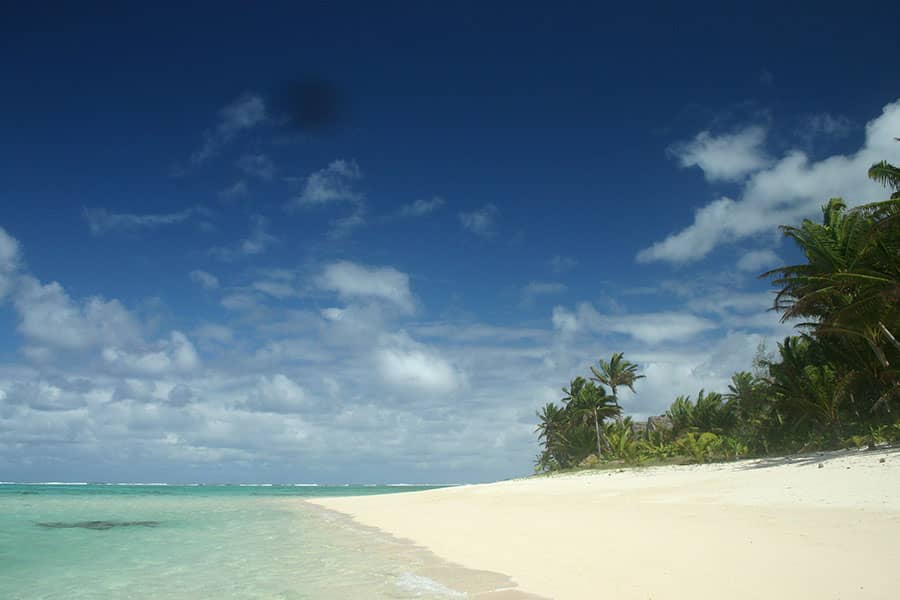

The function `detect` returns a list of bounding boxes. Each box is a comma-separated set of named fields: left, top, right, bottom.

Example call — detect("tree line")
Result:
left=536, top=157, right=900, bottom=471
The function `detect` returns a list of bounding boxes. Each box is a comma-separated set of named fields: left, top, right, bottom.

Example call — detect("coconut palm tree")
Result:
left=768, top=336, right=849, bottom=441
left=726, top=371, right=762, bottom=419
left=563, top=377, right=621, bottom=459
left=535, top=402, right=569, bottom=468
left=868, top=160, right=900, bottom=199
left=589, top=352, right=645, bottom=413
left=764, top=194, right=900, bottom=413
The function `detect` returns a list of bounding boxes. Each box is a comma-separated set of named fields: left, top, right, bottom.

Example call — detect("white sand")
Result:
left=310, top=448, right=900, bottom=599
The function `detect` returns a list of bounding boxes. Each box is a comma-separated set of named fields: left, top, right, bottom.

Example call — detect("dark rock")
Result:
left=818, top=463, right=824, bottom=469
left=37, top=520, right=160, bottom=530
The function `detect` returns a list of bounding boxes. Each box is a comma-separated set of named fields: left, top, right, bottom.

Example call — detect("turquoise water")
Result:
left=0, top=483, right=465, bottom=599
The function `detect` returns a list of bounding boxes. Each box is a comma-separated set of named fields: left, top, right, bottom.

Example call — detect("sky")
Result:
left=1, top=2, right=899, bottom=483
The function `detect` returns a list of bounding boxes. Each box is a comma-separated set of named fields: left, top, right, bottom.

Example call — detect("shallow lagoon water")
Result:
left=0, top=483, right=468, bottom=599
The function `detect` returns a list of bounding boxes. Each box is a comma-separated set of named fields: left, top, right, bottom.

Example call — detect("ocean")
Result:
left=0, top=483, right=470, bottom=599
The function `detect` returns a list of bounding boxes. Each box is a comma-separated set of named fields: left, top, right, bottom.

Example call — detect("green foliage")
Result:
left=604, top=418, right=645, bottom=465
left=666, top=390, right=736, bottom=435
left=535, top=161, right=900, bottom=472
left=676, top=432, right=721, bottom=463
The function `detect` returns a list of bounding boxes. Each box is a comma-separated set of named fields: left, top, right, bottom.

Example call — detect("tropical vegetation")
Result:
left=535, top=158, right=900, bottom=472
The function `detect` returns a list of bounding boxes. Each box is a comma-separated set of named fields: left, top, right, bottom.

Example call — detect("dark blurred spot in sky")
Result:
left=273, top=78, right=344, bottom=133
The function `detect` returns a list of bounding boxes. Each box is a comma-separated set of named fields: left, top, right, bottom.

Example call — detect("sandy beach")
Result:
left=309, top=448, right=900, bottom=599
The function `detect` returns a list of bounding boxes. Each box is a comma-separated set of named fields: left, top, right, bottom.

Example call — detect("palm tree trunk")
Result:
left=593, top=409, right=603, bottom=458
left=611, top=385, right=624, bottom=425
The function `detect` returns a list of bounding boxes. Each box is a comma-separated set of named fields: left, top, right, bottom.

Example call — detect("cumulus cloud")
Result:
left=209, top=215, right=278, bottom=260
left=668, top=125, right=771, bottom=182
left=552, top=302, right=717, bottom=344
left=244, top=374, right=308, bottom=413
left=638, top=98, right=900, bottom=265
left=14, top=276, right=142, bottom=351
left=102, top=331, right=200, bottom=375
left=189, top=270, right=220, bottom=290
left=288, top=160, right=362, bottom=208
left=375, top=334, right=465, bottom=394
left=191, top=93, right=267, bottom=165
left=398, top=196, right=445, bottom=217
left=317, top=261, right=414, bottom=312
left=285, top=160, right=366, bottom=237
left=84, top=207, right=198, bottom=235
left=0, top=227, right=21, bottom=300
left=167, top=384, right=196, bottom=407
left=459, top=204, right=498, bottom=237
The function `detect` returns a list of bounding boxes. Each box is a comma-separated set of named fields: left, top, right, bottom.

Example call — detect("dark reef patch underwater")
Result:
left=37, top=520, right=162, bottom=530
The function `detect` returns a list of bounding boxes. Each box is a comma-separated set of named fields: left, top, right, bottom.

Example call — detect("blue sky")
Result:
left=1, top=2, right=899, bottom=483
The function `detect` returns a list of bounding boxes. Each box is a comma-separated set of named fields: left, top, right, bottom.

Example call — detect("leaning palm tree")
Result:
left=563, top=377, right=621, bottom=458
left=590, top=352, right=645, bottom=414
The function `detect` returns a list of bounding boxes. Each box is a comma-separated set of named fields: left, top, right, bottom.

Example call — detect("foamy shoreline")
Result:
left=308, top=448, right=900, bottom=599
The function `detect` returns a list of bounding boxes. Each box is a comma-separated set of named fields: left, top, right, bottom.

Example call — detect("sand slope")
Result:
left=309, top=448, right=900, bottom=599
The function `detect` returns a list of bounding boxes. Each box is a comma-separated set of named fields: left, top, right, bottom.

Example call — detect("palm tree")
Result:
left=868, top=160, right=900, bottom=199
left=726, top=371, right=761, bottom=419
left=589, top=352, right=645, bottom=414
left=764, top=194, right=900, bottom=413
left=768, top=336, right=848, bottom=441
left=535, top=402, right=568, bottom=468
left=563, top=377, right=621, bottom=458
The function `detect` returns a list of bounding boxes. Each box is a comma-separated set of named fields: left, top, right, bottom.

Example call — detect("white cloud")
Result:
left=551, top=306, right=579, bottom=335
left=640, top=99, right=900, bottom=265
left=14, top=276, right=141, bottom=351
left=288, top=160, right=362, bottom=208
left=398, top=196, right=445, bottom=217
left=210, top=215, right=278, bottom=260
left=244, top=374, right=307, bottom=413
left=189, top=270, right=220, bottom=290
left=685, top=290, right=773, bottom=317
left=736, top=249, right=781, bottom=273
left=0, top=227, right=21, bottom=300
left=459, top=204, right=498, bottom=237
left=317, top=261, right=414, bottom=312
left=191, top=93, right=267, bottom=165
left=552, top=302, right=717, bottom=344
left=236, top=153, right=276, bottom=181
left=221, top=293, right=263, bottom=312
left=251, top=279, right=297, bottom=299
left=375, top=334, right=464, bottom=394
left=102, top=331, right=200, bottom=375
left=84, top=207, right=197, bottom=235
left=668, top=125, right=771, bottom=182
